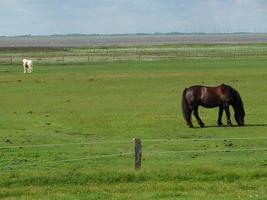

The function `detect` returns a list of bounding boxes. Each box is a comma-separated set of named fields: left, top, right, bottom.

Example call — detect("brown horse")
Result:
left=182, top=84, right=245, bottom=128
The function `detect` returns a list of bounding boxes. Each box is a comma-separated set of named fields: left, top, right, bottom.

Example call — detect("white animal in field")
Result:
left=22, top=59, right=33, bottom=73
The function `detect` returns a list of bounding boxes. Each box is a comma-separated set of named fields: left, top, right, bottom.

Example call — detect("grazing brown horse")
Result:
left=182, top=84, right=245, bottom=128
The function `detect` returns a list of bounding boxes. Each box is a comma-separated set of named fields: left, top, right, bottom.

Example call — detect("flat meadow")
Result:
left=0, top=44, right=267, bottom=199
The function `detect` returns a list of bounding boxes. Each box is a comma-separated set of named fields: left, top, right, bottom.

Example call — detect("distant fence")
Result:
left=1, top=47, right=267, bottom=64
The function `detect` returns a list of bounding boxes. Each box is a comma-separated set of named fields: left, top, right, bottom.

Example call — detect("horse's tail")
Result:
left=182, top=88, right=190, bottom=123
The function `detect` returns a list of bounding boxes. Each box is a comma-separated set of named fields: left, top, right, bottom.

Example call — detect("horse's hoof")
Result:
left=188, top=125, right=194, bottom=128
left=200, top=124, right=205, bottom=128
left=218, top=123, right=223, bottom=127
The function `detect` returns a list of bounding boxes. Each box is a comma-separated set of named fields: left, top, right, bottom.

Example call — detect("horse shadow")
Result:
left=193, top=123, right=267, bottom=129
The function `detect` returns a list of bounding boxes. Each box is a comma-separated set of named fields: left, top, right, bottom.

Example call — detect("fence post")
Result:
left=133, top=138, right=142, bottom=170
left=10, top=57, right=13, bottom=64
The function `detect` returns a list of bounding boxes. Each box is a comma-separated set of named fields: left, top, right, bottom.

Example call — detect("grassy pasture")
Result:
left=0, top=45, right=267, bottom=199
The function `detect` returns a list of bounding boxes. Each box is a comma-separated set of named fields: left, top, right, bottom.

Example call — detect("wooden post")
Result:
left=133, top=138, right=142, bottom=170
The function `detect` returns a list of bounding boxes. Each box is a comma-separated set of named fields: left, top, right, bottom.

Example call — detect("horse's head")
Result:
left=234, top=105, right=245, bottom=126
left=231, top=88, right=245, bottom=126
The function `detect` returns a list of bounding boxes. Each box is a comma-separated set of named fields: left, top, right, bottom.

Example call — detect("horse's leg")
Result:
left=183, top=107, right=193, bottom=128
left=186, top=109, right=193, bottom=128
left=217, top=106, right=224, bottom=126
left=225, top=106, right=233, bottom=126
left=193, top=106, right=205, bottom=127
left=182, top=97, right=193, bottom=128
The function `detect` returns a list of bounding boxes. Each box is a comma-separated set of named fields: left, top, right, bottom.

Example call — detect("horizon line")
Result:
left=1, top=32, right=267, bottom=37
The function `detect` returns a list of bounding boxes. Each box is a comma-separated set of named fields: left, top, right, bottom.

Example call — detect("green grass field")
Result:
left=0, top=46, right=267, bottom=199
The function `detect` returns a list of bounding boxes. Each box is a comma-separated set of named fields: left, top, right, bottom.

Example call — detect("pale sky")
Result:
left=1, top=0, right=267, bottom=36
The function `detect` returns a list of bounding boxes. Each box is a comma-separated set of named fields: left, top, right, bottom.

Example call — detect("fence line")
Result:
left=2, top=147, right=267, bottom=170
left=0, top=140, right=131, bottom=149
left=1, top=50, right=267, bottom=64
left=147, top=147, right=267, bottom=155
left=1, top=137, right=267, bottom=171
left=1, top=152, right=133, bottom=170
left=142, top=136, right=267, bottom=143
left=1, top=133, right=267, bottom=172
left=1, top=136, right=267, bottom=150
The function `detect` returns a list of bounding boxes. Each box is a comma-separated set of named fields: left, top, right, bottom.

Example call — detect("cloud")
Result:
left=0, top=0, right=267, bottom=35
